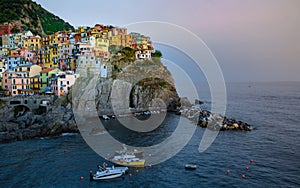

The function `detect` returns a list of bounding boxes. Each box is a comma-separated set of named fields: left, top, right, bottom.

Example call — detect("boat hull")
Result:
left=113, top=160, right=146, bottom=167
left=185, top=164, right=197, bottom=170
left=93, top=173, right=123, bottom=180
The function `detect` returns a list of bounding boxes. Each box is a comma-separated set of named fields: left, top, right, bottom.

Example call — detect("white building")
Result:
left=76, top=53, right=101, bottom=77
left=101, top=65, right=107, bottom=78
left=135, top=50, right=152, bottom=59
left=86, top=36, right=96, bottom=48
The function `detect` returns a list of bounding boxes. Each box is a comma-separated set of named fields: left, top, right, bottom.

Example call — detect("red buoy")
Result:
left=242, top=174, right=245, bottom=179
left=246, top=166, right=249, bottom=170
left=250, top=159, right=253, bottom=163
left=136, top=169, right=139, bottom=173
left=80, top=176, right=84, bottom=180
left=129, top=173, right=132, bottom=177
left=226, top=169, right=230, bottom=174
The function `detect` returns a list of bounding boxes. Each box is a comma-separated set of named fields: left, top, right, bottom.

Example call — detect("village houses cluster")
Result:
left=0, top=23, right=153, bottom=97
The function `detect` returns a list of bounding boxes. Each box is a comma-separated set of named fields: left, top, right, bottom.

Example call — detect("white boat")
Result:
left=102, top=115, right=110, bottom=120
left=113, top=154, right=146, bottom=167
left=185, top=164, right=197, bottom=170
left=115, top=144, right=144, bottom=158
left=90, top=165, right=128, bottom=181
left=115, top=149, right=144, bottom=158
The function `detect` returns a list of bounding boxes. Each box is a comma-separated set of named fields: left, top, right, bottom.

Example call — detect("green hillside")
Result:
left=0, top=0, right=74, bottom=36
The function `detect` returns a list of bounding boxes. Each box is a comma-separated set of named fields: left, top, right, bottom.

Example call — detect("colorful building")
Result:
left=30, top=75, right=40, bottom=94
left=51, top=71, right=79, bottom=96
left=135, top=50, right=153, bottom=59
left=44, top=46, right=58, bottom=68
left=40, top=68, right=60, bottom=92
left=5, top=55, right=28, bottom=70
left=23, top=35, right=42, bottom=52
left=2, top=70, right=11, bottom=94
left=10, top=71, right=32, bottom=96
left=11, top=48, right=35, bottom=61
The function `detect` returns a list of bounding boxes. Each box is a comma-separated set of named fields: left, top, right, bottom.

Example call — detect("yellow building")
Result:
left=110, top=35, right=120, bottom=46
left=125, top=35, right=133, bottom=48
left=89, top=27, right=101, bottom=36
left=44, top=46, right=58, bottom=68
left=49, top=34, right=58, bottom=46
left=96, top=38, right=109, bottom=52
left=23, top=36, right=42, bottom=52
left=109, top=34, right=132, bottom=48
left=0, top=47, right=9, bottom=56
left=30, top=75, right=40, bottom=94
left=13, top=34, right=22, bottom=48
left=76, top=26, right=86, bottom=33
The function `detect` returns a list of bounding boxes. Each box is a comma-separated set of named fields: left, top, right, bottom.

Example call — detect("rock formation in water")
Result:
left=0, top=96, right=77, bottom=143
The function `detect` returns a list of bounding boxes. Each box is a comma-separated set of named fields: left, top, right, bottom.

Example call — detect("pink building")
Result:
left=58, top=43, right=74, bottom=71
left=2, top=70, right=11, bottom=93
left=11, top=48, right=35, bottom=61
left=51, top=71, right=79, bottom=96
left=2, top=70, right=32, bottom=96
left=11, top=72, right=32, bottom=96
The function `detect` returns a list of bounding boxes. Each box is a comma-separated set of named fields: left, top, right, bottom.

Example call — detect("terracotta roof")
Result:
left=9, top=55, right=24, bottom=58
left=40, top=68, right=55, bottom=73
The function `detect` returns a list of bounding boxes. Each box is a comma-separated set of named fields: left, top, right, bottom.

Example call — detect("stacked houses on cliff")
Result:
left=0, top=23, right=154, bottom=97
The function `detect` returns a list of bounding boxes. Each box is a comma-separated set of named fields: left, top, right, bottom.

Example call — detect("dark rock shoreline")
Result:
left=0, top=97, right=78, bottom=143
left=177, top=107, right=252, bottom=131
left=0, top=96, right=252, bottom=143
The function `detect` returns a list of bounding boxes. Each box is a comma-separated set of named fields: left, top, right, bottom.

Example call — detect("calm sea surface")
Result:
left=0, top=82, right=299, bottom=187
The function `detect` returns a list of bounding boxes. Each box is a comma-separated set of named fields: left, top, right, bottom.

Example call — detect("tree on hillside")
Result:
left=152, top=50, right=162, bottom=58
left=108, top=45, right=119, bottom=54
left=121, top=47, right=135, bottom=59
left=11, top=27, right=20, bottom=33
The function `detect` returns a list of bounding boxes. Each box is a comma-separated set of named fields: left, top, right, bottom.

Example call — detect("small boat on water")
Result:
left=185, top=164, right=197, bottom=170
left=90, top=164, right=128, bottom=181
left=115, top=149, right=144, bottom=158
left=101, top=115, right=110, bottom=120
left=115, top=144, right=144, bottom=158
left=113, top=154, right=146, bottom=167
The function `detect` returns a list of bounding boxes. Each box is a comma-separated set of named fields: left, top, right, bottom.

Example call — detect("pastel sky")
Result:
left=34, top=0, right=300, bottom=82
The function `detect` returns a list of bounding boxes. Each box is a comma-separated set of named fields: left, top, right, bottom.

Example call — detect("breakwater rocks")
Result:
left=177, top=106, right=252, bottom=131
left=0, top=97, right=78, bottom=143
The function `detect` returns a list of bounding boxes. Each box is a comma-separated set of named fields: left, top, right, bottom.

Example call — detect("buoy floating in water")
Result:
left=250, top=159, right=253, bottom=163
left=226, top=169, right=230, bottom=174
left=135, top=169, right=139, bottom=173
left=129, top=173, right=132, bottom=177
left=242, top=174, right=245, bottom=179
left=246, top=166, right=249, bottom=170
left=80, top=176, right=84, bottom=180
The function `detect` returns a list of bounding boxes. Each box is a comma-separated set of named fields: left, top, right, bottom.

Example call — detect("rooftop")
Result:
left=40, top=68, right=55, bottom=73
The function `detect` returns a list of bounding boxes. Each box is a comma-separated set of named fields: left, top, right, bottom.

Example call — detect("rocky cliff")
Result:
left=0, top=97, right=77, bottom=143
left=72, top=58, right=181, bottom=116
left=0, top=58, right=181, bottom=143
